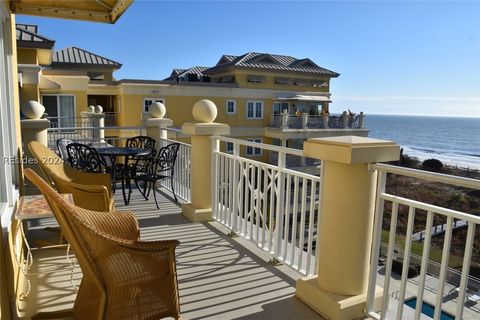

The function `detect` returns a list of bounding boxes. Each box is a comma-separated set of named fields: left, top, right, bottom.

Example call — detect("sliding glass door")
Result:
left=42, top=94, right=75, bottom=128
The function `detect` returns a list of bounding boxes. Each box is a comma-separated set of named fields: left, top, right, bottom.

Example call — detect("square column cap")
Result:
left=143, top=118, right=173, bottom=128
left=304, top=136, right=400, bottom=164
left=182, top=122, right=230, bottom=136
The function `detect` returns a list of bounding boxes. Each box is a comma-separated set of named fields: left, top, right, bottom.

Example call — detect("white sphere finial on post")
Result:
left=22, top=100, right=45, bottom=119
left=87, top=105, right=95, bottom=113
left=149, top=101, right=166, bottom=119
left=192, top=99, right=217, bottom=123
left=95, top=105, right=103, bottom=114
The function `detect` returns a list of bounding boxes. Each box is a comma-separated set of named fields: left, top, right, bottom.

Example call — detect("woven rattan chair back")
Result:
left=29, top=141, right=114, bottom=212
left=24, top=168, right=181, bottom=320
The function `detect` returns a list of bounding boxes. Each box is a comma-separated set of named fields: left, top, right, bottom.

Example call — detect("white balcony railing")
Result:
left=47, top=126, right=145, bottom=149
left=366, top=163, right=480, bottom=320
left=158, top=138, right=191, bottom=202
left=211, top=136, right=321, bottom=275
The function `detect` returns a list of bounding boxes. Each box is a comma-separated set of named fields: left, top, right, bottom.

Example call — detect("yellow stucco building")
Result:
left=16, top=24, right=368, bottom=164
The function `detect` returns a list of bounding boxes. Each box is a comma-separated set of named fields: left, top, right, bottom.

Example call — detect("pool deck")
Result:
left=377, top=266, right=480, bottom=319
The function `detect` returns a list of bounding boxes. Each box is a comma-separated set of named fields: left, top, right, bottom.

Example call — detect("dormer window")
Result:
left=247, top=75, right=265, bottom=83
left=312, top=80, right=326, bottom=87
left=275, top=78, right=293, bottom=85
left=294, top=79, right=307, bottom=86
left=187, top=73, right=199, bottom=82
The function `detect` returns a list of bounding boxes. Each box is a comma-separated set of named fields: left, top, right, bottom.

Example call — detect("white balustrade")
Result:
left=158, top=138, right=191, bottom=202
left=366, top=163, right=480, bottom=320
left=211, top=136, right=321, bottom=275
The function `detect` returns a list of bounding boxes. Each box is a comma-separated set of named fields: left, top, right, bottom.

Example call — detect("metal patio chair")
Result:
left=134, top=143, right=180, bottom=208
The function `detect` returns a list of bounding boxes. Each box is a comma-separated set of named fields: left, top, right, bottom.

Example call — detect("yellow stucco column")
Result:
left=21, top=118, right=49, bottom=160
left=181, top=100, right=230, bottom=222
left=295, top=136, right=400, bottom=320
left=143, top=118, right=173, bottom=146
left=21, top=118, right=50, bottom=194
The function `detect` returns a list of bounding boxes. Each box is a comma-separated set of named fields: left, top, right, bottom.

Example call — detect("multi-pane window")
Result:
left=246, top=139, right=262, bottom=156
left=226, top=100, right=236, bottom=114
left=143, top=98, right=165, bottom=114
left=246, top=101, right=263, bottom=119
left=226, top=142, right=234, bottom=153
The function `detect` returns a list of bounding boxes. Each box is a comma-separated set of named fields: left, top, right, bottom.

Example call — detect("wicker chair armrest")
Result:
left=121, top=239, right=180, bottom=252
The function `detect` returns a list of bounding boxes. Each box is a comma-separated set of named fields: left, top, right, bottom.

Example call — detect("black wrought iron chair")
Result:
left=66, top=143, right=105, bottom=173
left=123, top=136, right=156, bottom=196
left=134, top=143, right=180, bottom=209
left=56, top=138, right=73, bottom=161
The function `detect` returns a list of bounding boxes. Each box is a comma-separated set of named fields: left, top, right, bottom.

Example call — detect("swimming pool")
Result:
left=404, top=297, right=455, bottom=320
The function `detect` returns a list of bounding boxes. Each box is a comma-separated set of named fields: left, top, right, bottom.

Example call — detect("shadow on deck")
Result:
left=21, top=187, right=323, bottom=320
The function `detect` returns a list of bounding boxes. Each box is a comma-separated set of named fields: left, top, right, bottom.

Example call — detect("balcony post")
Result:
left=143, top=102, right=173, bottom=147
left=91, top=105, right=105, bottom=144
left=322, top=113, right=329, bottom=129
left=341, top=111, right=349, bottom=128
left=281, top=112, right=289, bottom=129
left=181, top=100, right=230, bottom=222
left=20, top=101, right=49, bottom=193
left=296, top=136, right=400, bottom=320
left=301, top=113, right=309, bottom=129
left=359, top=112, right=365, bottom=128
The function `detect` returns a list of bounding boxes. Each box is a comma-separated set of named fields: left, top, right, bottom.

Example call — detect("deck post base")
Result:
left=296, top=276, right=383, bottom=320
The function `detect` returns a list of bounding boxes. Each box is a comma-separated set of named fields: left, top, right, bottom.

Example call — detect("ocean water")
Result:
left=365, top=114, right=480, bottom=170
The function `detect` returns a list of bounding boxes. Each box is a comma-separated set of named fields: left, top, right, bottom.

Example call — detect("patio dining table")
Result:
left=96, top=147, right=151, bottom=205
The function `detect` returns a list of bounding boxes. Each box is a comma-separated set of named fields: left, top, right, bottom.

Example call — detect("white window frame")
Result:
left=41, top=94, right=76, bottom=119
left=246, top=139, right=262, bottom=156
left=226, top=100, right=236, bottom=114
left=0, top=11, right=20, bottom=230
left=226, top=142, right=234, bottom=153
left=246, top=101, right=263, bottom=119
left=143, top=98, right=165, bottom=114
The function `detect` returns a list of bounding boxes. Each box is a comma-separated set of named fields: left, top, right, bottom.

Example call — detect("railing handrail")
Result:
left=381, top=193, right=480, bottom=224
left=48, top=126, right=144, bottom=131
left=159, top=137, right=191, bottom=148
left=371, top=163, right=480, bottom=190
left=212, top=135, right=304, bottom=157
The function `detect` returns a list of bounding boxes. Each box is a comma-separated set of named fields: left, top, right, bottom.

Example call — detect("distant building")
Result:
left=17, top=24, right=368, bottom=164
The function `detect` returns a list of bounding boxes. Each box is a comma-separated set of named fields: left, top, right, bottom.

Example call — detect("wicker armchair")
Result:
left=24, top=168, right=181, bottom=320
left=28, top=141, right=114, bottom=212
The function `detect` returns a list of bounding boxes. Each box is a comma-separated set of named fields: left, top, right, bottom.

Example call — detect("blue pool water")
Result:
left=404, top=297, right=455, bottom=320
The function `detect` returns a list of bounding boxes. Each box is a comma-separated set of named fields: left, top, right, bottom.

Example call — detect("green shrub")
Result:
left=422, top=158, right=444, bottom=172
left=392, top=258, right=420, bottom=278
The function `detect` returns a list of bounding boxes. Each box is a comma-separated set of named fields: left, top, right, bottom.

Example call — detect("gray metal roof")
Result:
left=164, top=66, right=210, bottom=81
left=52, top=47, right=122, bottom=69
left=16, top=24, right=55, bottom=49
left=206, top=52, right=339, bottom=77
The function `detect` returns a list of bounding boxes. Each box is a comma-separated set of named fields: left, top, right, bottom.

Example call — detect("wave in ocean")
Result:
left=402, top=146, right=480, bottom=170
left=366, top=114, right=480, bottom=170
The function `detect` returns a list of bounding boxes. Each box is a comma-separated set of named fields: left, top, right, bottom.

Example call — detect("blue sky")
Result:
left=17, top=0, right=480, bottom=117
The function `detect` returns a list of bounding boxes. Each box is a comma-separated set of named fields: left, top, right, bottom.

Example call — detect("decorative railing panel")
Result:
left=366, top=164, right=480, bottom=320
left=211, top=136, right=322, bottom=275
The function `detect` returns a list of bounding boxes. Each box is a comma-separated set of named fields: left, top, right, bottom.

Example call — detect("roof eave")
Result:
left=17, top=40, right=54, bottom=49
left=9, top=0, right=133, bottom=24
left=51, top=63, right=122, bottom=70
left=205, top=65, right=340, bottom=78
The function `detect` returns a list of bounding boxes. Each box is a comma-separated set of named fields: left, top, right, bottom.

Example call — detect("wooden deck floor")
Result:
left=19, top=187, right=323, bottom=319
